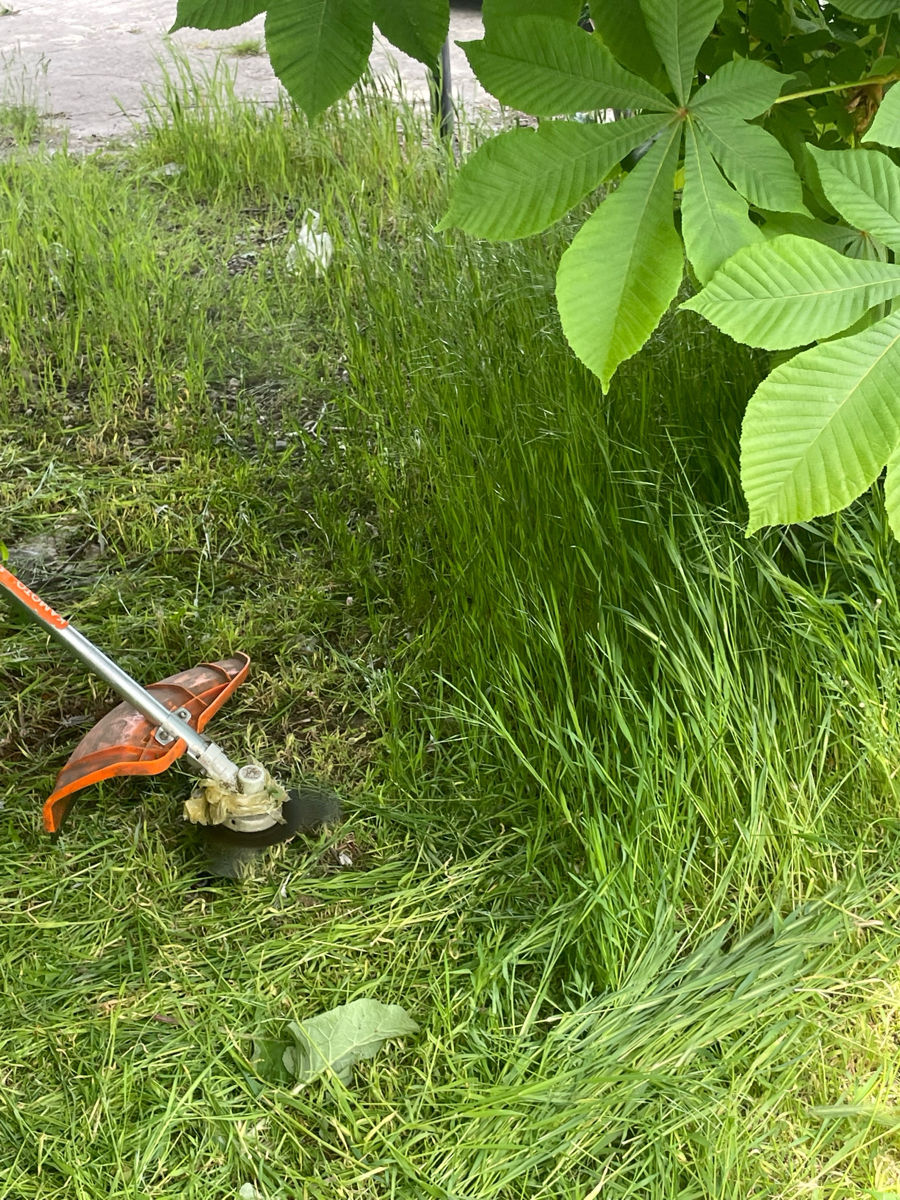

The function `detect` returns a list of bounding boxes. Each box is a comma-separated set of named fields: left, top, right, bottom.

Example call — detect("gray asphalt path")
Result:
left=0, top=1, right=491, bottom=145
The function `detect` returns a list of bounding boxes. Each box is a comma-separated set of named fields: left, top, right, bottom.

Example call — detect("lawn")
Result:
left=2, top=61, right=900, bottom=1198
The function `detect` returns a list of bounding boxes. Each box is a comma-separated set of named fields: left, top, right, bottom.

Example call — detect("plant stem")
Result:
left=774, top=71, right=900, bottom=105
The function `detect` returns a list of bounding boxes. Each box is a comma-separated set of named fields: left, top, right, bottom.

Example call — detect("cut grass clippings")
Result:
left=2, top=58, right=900, bottom=1198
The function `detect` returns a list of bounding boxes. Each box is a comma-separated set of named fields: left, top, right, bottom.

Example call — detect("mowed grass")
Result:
left=2, top=62, right=900, bottom=1197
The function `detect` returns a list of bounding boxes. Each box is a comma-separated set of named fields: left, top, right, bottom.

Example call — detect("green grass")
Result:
left=0, top=55, right=45, bottom=147
left=2, top=60, right=900, bottom=1197
left=0, top=100, right=40, bottom=144
left=226, top=37, right=264, bottom=57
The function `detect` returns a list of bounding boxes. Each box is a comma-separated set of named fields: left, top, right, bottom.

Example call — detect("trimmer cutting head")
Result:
left=199, top=785, right=343, bottom=878
left=46, top=660, right=342, bottom=876
left=46, top=664, right=342, bottom=877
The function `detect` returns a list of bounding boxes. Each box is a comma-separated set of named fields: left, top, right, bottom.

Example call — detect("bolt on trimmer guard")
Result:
left=0, top=563, right=340, bottom=875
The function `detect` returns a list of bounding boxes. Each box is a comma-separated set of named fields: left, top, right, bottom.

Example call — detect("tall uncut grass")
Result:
left=1, top=58, right=900, bottom=1197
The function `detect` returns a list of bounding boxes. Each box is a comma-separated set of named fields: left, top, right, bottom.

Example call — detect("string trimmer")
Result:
left=0, top=563, right=340, bottom=876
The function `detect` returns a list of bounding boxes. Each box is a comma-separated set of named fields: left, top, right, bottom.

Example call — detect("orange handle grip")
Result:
left=0, top=563, right=69, bottom=631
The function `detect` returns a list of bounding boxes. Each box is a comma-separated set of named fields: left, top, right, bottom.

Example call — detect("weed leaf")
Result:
left=265, top=0, right=374, bottom=117
left=440, top=114, right=668, bottom=240
left=741, top=309, right=900, bottom=531
left=286, top=999, right=418, bottom=1085
left=461, top=16, right=675, bottom=116
left=256, top=999, right=419, bottom=1087
left=808, top=146, right=900, bottom=254
left=684, top=234, right=900, bottom=348
left=682, top=119, right=762, bottom=283
left=556, top=124, right=683, bottom=391
left=638, top=0, right=724, bottom=103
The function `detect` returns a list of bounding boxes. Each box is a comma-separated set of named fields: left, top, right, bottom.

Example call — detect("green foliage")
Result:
left=460, top=15, right=674, bottom=114
left=370, top=0, right=448, bottom=66
left=688, top=140, right=900, bottom=532
left=591, top=0, right=666, bottom=84
left=886, top=440, right=900, bottom=539
left=556, top=125, right=683, bottom=389
left=170, top=0, right=266, bottom=31
left=441, top=2, right=900, bottom=539
left=684, top=234, right=900, bottom=347
left=445, top=14, right=807, bottom=394
left=693, top=110, right=804, bottom=211
left=688, top=57, right=791, bottom=119
left=438, top=114, right=665, bottom=240
left=681, top=119, right=762, bottom=282
left=172, top=0, right=900, bottom=534
left=674, top=121, right=900, bottom=533
left=264, top=0, right=373, bottom=118
left=7, top=74, right=900, bottom=1192
left=865, top=79, right=900, bottom=144
left=809, top=145, right=900, bottom=251
left=482, top=0, right=580, bottom=18
left=833, top=0, right=900, bottom=17
left=638, top=0, right=724, bottom=103
left=740, top=309, right=900, bottom=531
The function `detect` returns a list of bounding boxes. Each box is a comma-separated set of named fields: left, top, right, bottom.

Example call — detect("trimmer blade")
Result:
left=198, top=785, right=342, bottom=878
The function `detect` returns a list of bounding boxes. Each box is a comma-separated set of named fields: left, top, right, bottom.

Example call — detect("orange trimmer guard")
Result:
left=43, top=654, right=250, bottom=833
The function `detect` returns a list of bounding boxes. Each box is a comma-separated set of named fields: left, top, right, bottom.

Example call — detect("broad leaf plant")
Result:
left=171, top=0, right=900, bottom=538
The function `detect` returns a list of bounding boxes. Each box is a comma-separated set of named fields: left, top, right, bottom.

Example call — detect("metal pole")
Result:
left=430, top=37, right=453, bottom=140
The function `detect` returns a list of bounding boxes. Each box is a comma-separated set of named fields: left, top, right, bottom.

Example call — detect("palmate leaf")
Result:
left=865, top=83, right=900, bottom=148
left=556, top=124, right=683, bottom=392
left=741, top=309, right=900, bottom=532
left=638, top=0, right=724, bottom=103
left=590, top=0, right=666, bottom=85
left=170, top=0, right=266, bottom=31
left=265, top=0, right=373, bottom=117
left=697, top=115, right=805, bottom=212
left=461, top=16, right=675, bottom=116
left=371, top=0, right=448, bottom=66
left=690, top=59, right=792, bottom=120
left=758, top=211, right=864, bottom=254
left=439, top=114, right=668, bottom=240
left=808, top=147, right=900, bottom=254
left=844, top=232, right=890, bottom=261
left=683, top=235, right=900, bottom=348
left=681, top=120, right=762, bottom=284
left=831, top=0, right=900, bottom=15
left=483, top=0, right=580, bottom=19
